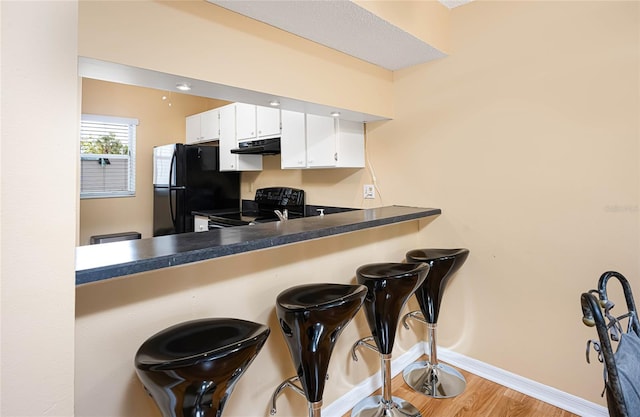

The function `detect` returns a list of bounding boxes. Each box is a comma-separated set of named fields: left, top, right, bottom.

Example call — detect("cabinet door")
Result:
left=335, top=119, right=365, bottom=168
left=219, top=104, right=263, bottom=171
left=280, top=110, right=306, bottom=169
left=256, top=106, right=281, bottom=138
left=306, top=114, right=337, bottom=168
left=235, top=103, right=257, bottom=141
left=185, top=114, right=201, bottom=144
left=200, top=109, right=220, bottom=141
left=218, top=105, right=237, bottom=171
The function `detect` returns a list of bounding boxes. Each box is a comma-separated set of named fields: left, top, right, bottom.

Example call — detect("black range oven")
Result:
left=206, top=187, right=305, bottom=229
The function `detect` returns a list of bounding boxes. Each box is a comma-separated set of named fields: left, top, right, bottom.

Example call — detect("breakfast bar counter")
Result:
left=75, top=205, right=441, bottom=285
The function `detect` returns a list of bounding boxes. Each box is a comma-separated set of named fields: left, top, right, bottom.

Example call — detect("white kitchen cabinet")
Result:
left=306, top=114, right=338, bottom=168
left=235, top=103, right=257, bottom=141
left=334, top=118, right=365, bottom=167
left=236, top=103, right=281, bottom=141
left=280, top=110, right=306, bottom=168
left=219, top=104, right=262, bottom=171
left=281, top=110, right=365, bottom=169
left=256, top=105, right=281, bottom=138
left=186, top=108, right=219, bottom=143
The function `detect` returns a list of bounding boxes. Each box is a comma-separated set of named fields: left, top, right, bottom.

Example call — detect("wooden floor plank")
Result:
left=341, top=362, right=579, bottom=417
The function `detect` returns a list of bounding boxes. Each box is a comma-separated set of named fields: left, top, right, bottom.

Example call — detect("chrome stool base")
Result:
left=402, top=361, right=466, bottom=399
left=351, top=395, right=421, bottom=417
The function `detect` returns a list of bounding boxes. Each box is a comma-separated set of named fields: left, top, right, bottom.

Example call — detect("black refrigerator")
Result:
left=153, top=144, right=240, bottom=236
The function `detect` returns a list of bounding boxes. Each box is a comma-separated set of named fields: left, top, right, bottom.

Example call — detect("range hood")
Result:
left=230, top=138, right=281, bottom=155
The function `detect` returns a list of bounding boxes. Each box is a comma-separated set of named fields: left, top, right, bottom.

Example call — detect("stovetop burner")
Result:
left=207, top=187, right=305, bottom=228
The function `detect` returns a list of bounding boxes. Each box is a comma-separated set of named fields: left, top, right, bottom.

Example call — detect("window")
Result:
left=80, top=114, right=138, bottom=199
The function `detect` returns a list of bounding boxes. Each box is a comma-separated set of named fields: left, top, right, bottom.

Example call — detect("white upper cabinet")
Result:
left=200, top=109, right=220, bottom=141
left=186, top=108, right=220, bottom=144
left=186, top=114, right=201, bottom=143
left=280, top=110, right=306, bottom=168
left=333, top=118, right=365, bottom=167
left=256, top=106, right=281, bottom=138
left=236, top=103, right=281, bottom=141
left=306, top=114, right=338, bottom=168
left=235, top=103, right=257, bottom=141
left=281, top=110, right=365, bottom=169
left=218, top=104, right=263, bottom=172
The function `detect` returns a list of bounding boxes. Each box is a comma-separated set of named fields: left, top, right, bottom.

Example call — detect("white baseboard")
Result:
left=323, top=342, right=608, bottom=417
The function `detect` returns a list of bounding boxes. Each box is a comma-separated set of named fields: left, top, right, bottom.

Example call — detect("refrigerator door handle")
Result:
left=169, top=149, right=177, bottom=187
left=169, top=189, right=176, bottom=229
left=168, top=149, right=178, bottom=229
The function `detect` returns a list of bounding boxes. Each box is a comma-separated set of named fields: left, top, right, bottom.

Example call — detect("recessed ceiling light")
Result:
left=330, top=111, right=341, bottom=117
left=175, top=82, right=192, bottom=91
left=269, top=100, right=280, bottom=107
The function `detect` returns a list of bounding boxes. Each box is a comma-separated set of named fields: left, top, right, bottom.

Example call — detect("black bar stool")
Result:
left=134, top=318, right=270, bottom=417
left=402, top=248, right=470, bottom=398
left=270, top=283, right=367, bottom=417
left=350, top=262, right=430, bottom=417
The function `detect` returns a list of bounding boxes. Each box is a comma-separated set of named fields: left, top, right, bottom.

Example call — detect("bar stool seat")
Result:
left=135, top=318, right=270, bottom=417
left=270, top=283, right=367, bottom=417
left=402, top=248, right=470, bottom=398
left=350, top=262, right=430, bottom=417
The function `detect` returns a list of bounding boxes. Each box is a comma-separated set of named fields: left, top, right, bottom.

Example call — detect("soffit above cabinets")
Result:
left=78, top=57, right=389, bottom=123
left=439, top=0, right=474, bottom=8
left=207, top=1, right=472, bottom=71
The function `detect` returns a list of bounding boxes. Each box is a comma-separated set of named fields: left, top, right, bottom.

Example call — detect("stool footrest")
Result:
left=402, top=311, right=427, bottom=329
left=351, top=336, right=378, bottom=361
left=270, top=376, right=305, bottom=415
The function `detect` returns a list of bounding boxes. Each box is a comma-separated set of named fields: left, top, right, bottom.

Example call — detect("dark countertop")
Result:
left=76, top=205, right=441, bottom=286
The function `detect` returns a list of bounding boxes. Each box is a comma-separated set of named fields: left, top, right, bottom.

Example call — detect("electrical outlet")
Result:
left=363, top=184, right=375, bottom=199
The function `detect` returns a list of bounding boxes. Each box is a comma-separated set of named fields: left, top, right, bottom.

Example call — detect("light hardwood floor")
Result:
left=342, top=365, right=579, bottom=417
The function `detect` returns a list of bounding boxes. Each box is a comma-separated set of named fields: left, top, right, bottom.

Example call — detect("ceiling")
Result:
left=207, top=0, right=473, bottom=71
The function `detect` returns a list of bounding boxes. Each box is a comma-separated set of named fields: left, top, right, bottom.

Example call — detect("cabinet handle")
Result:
left=334, top=153, right=338, bottom=161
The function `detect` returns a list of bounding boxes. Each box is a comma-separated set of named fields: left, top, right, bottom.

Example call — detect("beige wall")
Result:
left=381, top=0, right=637, bottom=404
left=1, top=1, right=78, bottom=415
left=79, top=79, right=227, bottom=244
left=355, top=0, right=451, bottom=53
left=235, top=0, right=640, bottom=408
left=2, top=0, right=638, bottom=416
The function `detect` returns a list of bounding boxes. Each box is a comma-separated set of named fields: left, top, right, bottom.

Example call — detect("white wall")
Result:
left=0, top=1, right=78, bottom=415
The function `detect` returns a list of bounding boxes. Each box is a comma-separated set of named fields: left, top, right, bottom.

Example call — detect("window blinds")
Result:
left=80, top=114, right=138, bottom=198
